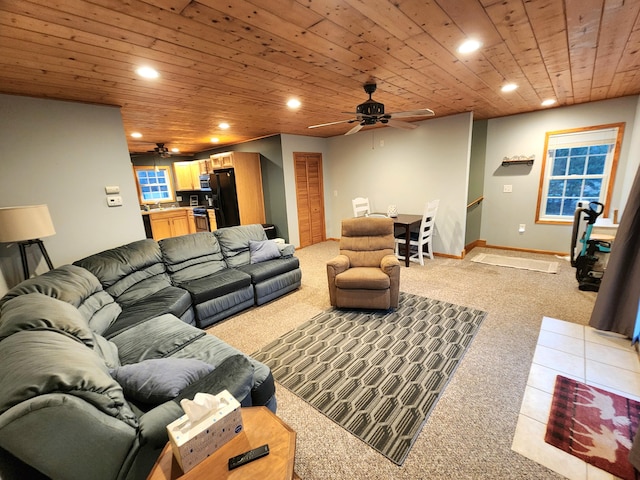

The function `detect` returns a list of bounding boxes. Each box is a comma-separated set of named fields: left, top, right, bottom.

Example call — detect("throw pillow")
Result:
left=110, top=358, right=215, bottom=404
left=249, top=239, right=280, bottom=264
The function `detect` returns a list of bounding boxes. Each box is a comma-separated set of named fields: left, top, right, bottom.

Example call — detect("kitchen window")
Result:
left=536, top=123, right=624, bottom=224
left=133, top=166, right=176, bottom=204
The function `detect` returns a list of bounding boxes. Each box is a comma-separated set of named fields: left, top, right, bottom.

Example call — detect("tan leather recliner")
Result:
left=327, top=217, right=401, bottom=310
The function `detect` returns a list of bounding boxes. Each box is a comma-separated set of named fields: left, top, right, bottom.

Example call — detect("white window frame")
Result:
left=536, top=123, right=624, bottom=224
left=133, top=165, right=176, bottom=205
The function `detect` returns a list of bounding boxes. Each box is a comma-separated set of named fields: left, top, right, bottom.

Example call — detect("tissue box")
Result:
left=166, top=390, right=243, bottom=473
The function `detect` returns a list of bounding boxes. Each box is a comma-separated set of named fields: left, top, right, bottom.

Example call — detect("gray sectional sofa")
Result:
left=0, top=224, right=301, bottom=480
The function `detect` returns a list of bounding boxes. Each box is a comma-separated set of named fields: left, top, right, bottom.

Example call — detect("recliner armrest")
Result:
left=137, top=401, right=184, bottom=449
left=380, top=254, right=400, bottom=275
left=326, top=255, right=350, bottom=306
left=327, top=254, right=350, bottom=274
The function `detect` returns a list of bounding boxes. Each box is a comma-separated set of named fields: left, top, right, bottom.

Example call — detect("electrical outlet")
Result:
left=519, top=224, right=525, bottom=233
left=503, top=184, right=513, bottom=193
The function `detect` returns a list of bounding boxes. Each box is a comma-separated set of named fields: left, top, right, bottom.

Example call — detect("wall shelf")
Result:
left=502, top=155, right=534, bottom=166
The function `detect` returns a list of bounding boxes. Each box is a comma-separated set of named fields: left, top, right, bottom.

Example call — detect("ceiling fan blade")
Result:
left=388, top=108, right=435, bottom=118
left=345, top=123, right=364, bottom=135
left=308, top=119, right=357, bottom=129
left=386, top=119, right=418, bottom=130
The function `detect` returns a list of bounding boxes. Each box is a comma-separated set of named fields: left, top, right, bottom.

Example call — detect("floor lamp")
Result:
left=0, top=204, right=56, bottom=281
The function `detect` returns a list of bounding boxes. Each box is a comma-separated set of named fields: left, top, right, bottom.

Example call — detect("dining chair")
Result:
left=352, top=197, right=370, bottom=217
left=395, top=199, right=439, bottom=265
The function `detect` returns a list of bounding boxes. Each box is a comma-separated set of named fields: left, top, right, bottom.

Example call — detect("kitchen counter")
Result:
left=141, top=206, right=194, bottom=216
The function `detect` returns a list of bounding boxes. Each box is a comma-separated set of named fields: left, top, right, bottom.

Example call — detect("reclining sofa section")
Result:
left=74, top=224, right=301, bottom=329
left=0, top=224, right=300, bottom=480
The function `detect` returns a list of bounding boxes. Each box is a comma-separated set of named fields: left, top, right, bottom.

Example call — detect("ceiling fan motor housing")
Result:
left=357, top=99, right=385, bottom=116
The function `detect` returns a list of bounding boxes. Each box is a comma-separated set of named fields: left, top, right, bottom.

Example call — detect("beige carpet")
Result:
left=471, top=253, right=559, bottom=273
left=207, top=242, right=596, bottom=479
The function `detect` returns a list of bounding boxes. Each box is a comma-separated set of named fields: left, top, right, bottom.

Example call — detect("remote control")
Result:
left=228, top=444, right=270, bottom=470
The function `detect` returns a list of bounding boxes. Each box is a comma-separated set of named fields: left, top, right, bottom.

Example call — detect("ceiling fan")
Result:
left=149, top=143, right=171, bottom=158
left=308, top=83, right=435, bottom=135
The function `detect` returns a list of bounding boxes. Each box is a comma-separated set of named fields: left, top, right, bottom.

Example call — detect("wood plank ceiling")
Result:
left=1, top=0, right=639, bottom=154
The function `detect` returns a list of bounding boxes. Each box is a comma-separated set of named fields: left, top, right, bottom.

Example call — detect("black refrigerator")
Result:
left=209, top=169, right=241, bottom=228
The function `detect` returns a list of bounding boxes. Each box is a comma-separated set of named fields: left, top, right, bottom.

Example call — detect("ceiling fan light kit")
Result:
left=308, top=82, right=434, bottom=135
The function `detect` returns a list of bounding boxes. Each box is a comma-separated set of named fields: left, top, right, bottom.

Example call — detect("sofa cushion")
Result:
left=159, top=232, right=227, bottom=284
left=110, top=358, right=215, bottom=405
left=102, top=286, right=192, bottom=338
left=108, top=314, right=206, bottom=365
left=74, top=239, right=173, bottom=306
left=237, top=256, right=300, bottom=284
left=0, top=293, right=94, bottom=346
left=249, top=239, right=281, bottom=264
left=214, top=224, right=268, bottom=267
left=0, top=330, right=137, bottom=428
left=335, top=266, right=391, bottom=290
left=181, top=269, right=252, bottom=305
left=0, top=264, right=121, bottom=335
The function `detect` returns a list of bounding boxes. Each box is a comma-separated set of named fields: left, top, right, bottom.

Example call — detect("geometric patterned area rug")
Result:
left=252, top=292, right=487, bottom=465
left=471, top=253, right=558, bottom=273
left=545, top=375, right=640, bottom=480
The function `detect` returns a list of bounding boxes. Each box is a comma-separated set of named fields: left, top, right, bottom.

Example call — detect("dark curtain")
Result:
left=589, top=164, right=640, bottom=339
left=589, top=165, right=640, bottom=471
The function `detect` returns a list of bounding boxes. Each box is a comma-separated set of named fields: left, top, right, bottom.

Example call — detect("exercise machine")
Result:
left=570, top=201, right=612, bottom=291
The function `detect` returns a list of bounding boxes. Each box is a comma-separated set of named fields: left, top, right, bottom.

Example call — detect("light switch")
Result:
left=503, top=184, right=513, bottom=193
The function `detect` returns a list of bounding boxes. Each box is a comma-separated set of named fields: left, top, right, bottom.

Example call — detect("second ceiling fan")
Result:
left=308, top=82, right=435, bottom=135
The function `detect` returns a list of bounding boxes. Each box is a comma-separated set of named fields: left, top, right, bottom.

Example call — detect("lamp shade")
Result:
left=0, top=205, right=56, bottom=243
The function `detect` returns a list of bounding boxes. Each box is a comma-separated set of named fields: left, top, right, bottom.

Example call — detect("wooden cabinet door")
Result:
left=187, top=211, right=196, bottom=234
left=150, top=217, right=172, bottom=240
left=171, top=215, right=190, bottom=237
left=174, top=162, right=194, bottom=190
left=295, top=152, right=325, bottom=248
left=208, top=210, right=218, bottom=231
left=210, top=153, right=234, bottom=169
left=189, top=162, right=201, bottom=190
left=233, top=152, right=265, bottom=225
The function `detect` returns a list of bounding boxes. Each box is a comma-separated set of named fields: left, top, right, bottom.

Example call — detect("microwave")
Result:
left=199, top=174, right=211, bottom=191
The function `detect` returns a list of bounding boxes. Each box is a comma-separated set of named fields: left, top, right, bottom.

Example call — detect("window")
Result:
left=536, top=123, right=624, bottom=224
left=133, top=166, right=175, bottom=204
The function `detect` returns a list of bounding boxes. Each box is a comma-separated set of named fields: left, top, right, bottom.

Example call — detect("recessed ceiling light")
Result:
left=131, top=132, right=142, bottom=138
left=501, top=83, right=518, bottom=92
left=458, top=39, right=481, bottom=54
left=219, top=123, right=230, bottom=130
left=211, top=137, right=220, bottom=143
left=287, top=98, right=301, bottom=109
left=136, top=66, right=159, bottom=79
left=541, top=99, right=557, bottom=106
left=171, top=148, right=180, bottom=153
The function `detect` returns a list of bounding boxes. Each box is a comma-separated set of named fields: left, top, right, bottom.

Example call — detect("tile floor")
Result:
left=512, top=316, right=640, bottom=479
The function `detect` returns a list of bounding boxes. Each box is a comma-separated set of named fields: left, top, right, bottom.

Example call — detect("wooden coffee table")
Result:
left=147, top=406, right=298, bottom=480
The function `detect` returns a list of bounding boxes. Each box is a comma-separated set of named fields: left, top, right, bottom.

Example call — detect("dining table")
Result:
left=387, top=213, right=423, bottom=267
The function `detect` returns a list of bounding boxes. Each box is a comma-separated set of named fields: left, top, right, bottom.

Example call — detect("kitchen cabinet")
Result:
left=208, top=210, right=217, bottom=231
left=147, top=209, right=190, bottom=240
left=210, top=151, right=265, bottom=225
left=198, top=159, right=211, bottom=175
left=209, top=153, right=234, bottom=169
left=173, top=161, right=201, bottom=191
left=187, top=210, right=196, bottom=234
